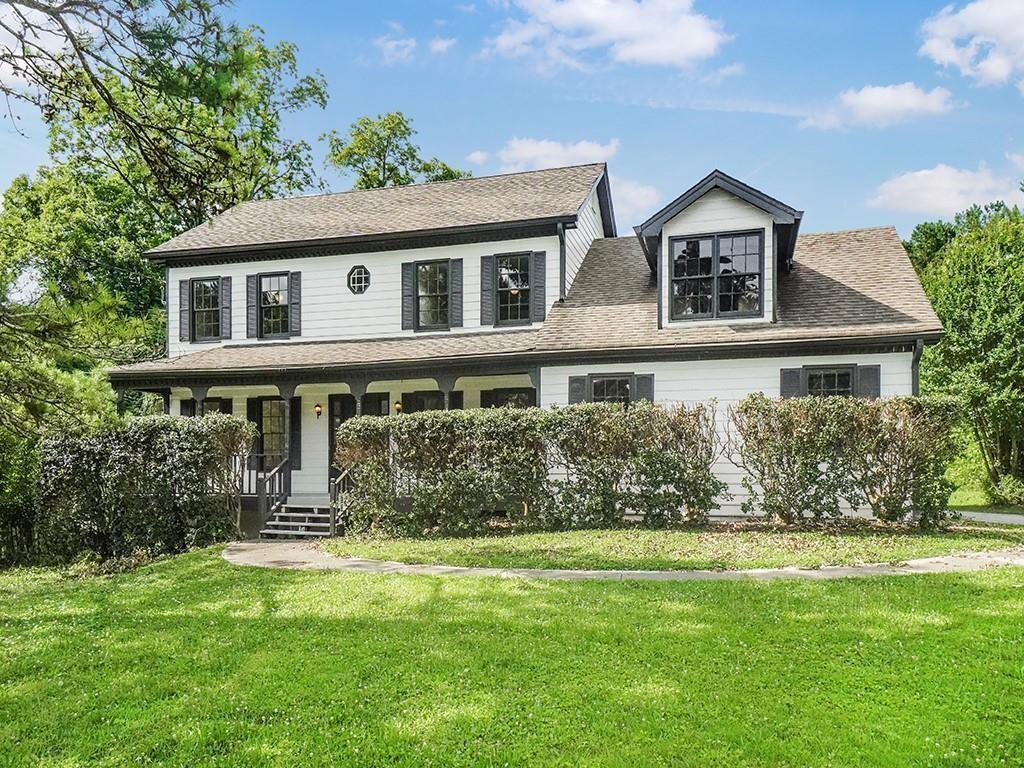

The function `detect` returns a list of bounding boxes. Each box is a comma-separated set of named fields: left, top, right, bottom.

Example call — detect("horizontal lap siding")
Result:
left=540, top=352, right=914, bottom=515
left=564, top=186, right=604, bottom=295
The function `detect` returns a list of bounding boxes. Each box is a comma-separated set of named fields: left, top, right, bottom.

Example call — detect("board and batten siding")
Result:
left=563, top=185, right=604, bottom=297
left=540, top=352, right=914, bottom=515
left=166, top=235, right=561, bottom=356
left=660, top=187, right=776, bottom=327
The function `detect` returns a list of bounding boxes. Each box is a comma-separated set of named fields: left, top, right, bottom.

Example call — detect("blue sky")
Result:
left=2, top=0, right=1024, bottom=237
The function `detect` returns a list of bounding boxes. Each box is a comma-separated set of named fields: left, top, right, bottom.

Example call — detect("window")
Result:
left=259, top=273, right=289, bottom=337
left=260, top=399, right=287, bottom=462
left=190, top=278, right=221, bottom=341
left=496, top=253, right=531, bottom=324
left=416, top=261, right=449, bottom=329
left=591, top=376, right=632, bottom=405
left=348, top=265, right=370, bottom=294
left=806, top=367, right=855, bottom=397
left=481, top=387, right=537, bottom=408
left=671, top=231, right=762, bottom=320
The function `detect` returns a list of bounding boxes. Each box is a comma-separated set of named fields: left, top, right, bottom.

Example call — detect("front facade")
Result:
left=111, top=164, right=943, bottom=531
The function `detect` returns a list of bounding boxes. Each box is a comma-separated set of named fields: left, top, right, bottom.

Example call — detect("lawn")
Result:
left=2, top=549, right=1024, bottom=766
left=323, top=523, right=1024, bottom=572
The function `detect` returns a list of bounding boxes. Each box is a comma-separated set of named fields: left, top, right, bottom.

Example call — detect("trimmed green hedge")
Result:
left=334, top=402, right=726, bottom=536
left=37, top=414, right=256, bottom=562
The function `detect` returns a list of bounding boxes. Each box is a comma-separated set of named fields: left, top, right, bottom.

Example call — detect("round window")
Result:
left=348, top=265, right=370, bottom=294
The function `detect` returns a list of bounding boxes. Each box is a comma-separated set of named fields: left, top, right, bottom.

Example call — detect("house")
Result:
left=109, top=164, right=943, bottom=535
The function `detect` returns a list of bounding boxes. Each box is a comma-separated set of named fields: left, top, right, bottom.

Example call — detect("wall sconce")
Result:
left=313, top=403, right=323, bottom=419
left=394, top=401, right=403, bottom=414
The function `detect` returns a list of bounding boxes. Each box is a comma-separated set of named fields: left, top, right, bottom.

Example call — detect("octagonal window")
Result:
left=348, top=265, right=370, bottom=295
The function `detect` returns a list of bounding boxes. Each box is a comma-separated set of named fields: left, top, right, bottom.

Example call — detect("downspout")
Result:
left=911, top=337, right=924, bottom=396
left=557, top=222, right=567, bottom=301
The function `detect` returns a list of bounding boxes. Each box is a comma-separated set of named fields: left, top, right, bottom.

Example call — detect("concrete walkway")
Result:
left=957, top=509, right=1024, bottom=526
left=222, top=540, right=1024, bottom=582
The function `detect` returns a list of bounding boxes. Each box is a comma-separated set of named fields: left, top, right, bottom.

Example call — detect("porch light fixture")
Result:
left=313, top=402, right=322, bottom=419
left=394, top=401, right=403, bottom=414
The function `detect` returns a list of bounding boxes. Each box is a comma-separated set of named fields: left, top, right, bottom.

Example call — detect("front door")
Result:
left=328, top=393, right=391, bottom=487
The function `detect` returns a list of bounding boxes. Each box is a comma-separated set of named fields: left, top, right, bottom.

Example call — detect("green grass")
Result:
left=323, top=524, right=1024, bottom=572
left=2, top=549, right=1024, bottom=766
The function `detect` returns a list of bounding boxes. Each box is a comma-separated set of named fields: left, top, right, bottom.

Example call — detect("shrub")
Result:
left=334, top=402, right=725, bottom=536
left=37, top=414, right=256, bottom=562
left=0, top=431, right=39, bottom=566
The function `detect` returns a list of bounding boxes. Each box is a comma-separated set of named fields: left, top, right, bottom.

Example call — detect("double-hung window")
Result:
left=496, top=253, right=530, bottom=324
left=590, top=376, right=633, bottom=405
left=190, top=278, right=221, bottom=341
left=806, top=367, right=855, bottom=397
left=259, top=273, right=289, bottom=337
left=671, top=231, right=763, bottom=320
left=416, top=260, right=449, bottom=330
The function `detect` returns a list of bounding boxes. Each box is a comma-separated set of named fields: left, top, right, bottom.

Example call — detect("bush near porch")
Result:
left=36, top=414, right=255, bottom=563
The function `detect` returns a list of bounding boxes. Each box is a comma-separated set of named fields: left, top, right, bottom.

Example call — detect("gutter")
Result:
left=911, top=337, right=924, bottom=396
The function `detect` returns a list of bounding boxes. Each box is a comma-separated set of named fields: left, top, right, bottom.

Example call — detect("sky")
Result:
left=2, top=0, right=1024, bottom=237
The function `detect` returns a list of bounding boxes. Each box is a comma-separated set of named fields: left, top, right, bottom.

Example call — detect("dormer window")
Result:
left=670, top=230, right=763, bottom=320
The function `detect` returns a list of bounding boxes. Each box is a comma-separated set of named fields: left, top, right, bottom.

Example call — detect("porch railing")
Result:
left=329, top=465, right=356, bottom=536
left=256, top=455, right=290, bottom=522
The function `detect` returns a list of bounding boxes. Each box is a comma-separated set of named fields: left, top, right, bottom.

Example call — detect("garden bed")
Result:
left=322, top=521, right=1024, bottom=571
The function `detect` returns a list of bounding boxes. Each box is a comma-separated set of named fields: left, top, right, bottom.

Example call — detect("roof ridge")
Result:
left=797, top=225, right=896, bottom=237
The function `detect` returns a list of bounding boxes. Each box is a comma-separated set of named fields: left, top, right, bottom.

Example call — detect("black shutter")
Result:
left=568, top=376, right=588, bottom=404
left=449, top=259, right=463, bottom=328
left=855, top=365, right=881, bottom=399
left=179, top=279, right=190, bottom=342
left=181, top=398, right=196, bottom=417
left=221, top=398, right=234, bottom=415
left=289, top=272, right=301, bottom=337
left=780, top=368, right=802, bottom=398
left=634, top=374, right=654, bottom=402
left=220, top=276, right=232, bottom=339
left=480, top=255, right=495, bottom=326
left=246, top=397, right=261, bottom=469
left=289, top=396, right=302, bottom=470
left=246, top=275, right=258, bottom=338
left=449, top=391, right=464, bottom=410
left=401, top=262, right=415, bottom=330
left=531, top=251, right=546, bottom=322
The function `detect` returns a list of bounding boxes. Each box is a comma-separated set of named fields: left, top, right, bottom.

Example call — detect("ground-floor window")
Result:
left=590, top=376, right=633, bottom=405
left=480, top=387, right=536, bottom=408
left=402, top=390, right=463, bottom=413
left=805, top=367, right=855, bottom=397
left=260, top=399, right=287, bottom=462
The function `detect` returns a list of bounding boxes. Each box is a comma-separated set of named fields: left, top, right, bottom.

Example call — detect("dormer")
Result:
left=634, top=170, right=802, bottom=328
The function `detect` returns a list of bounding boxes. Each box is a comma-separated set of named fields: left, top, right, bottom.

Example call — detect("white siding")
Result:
left=660, top=188, right=776, bottom=327
left=167, top=235, right=560, bottom=356
left=563, top=185, right=604, bottom=297
left=540, top=352, right=914, bottom=515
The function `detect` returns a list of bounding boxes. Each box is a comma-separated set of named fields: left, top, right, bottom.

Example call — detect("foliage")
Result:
left=36, top=414, right=255, bottom=562
left=323, top=111, right=470, bottom=189
left=730, top=394, right=960, bottom=528
left=334, top=403, right=725, bottom=537
left=903, top=219, right=958, bottom=273
left=0, top=430, right=38, bottom=565
left=920, top=204, right=1024, bottom=495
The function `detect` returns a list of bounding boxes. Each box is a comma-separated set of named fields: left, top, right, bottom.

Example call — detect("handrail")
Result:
left=257, top=456, right=291, bottom=523
left=329, top=465, right=355, bottom=537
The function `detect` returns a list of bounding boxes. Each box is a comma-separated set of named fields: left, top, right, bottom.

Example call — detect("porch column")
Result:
left=528, top=367, right=541, bottom=407
left=114, top=386, right=127, bottom=416
left=348, top=378, right=368, bottom=416
left=190, top=385, right=209, bottom=415
left=434, top=373, right=458, bottom=410
left=160, top=390, right=171, bottom=415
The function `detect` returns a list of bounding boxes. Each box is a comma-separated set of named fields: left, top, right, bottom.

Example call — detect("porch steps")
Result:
left=259, top=499, right=335, bottom=540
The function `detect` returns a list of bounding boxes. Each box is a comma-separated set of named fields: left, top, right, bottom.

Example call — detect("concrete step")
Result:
left=259, top=528, right=330, bottom=538
left=278, top=510, right=331, bottom=519
left=265, top=520, right=331, bottom=529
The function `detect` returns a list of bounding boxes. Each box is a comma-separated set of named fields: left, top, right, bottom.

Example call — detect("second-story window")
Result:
left=191, top=278, right=221, bottom=341
left=497, top=253, right=531, bottom=324
left=416, top=260, right=449, bottom=330
left=259, top=273, right=289, bottom=337
left=671, top=230, right=763, bottom=320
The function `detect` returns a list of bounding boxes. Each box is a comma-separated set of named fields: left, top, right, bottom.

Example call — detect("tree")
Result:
left=904, top=220, right=958, bottom=273
left=920, top=205, right=1024, bottom=500
left=324, top=112, right=470, bottom=189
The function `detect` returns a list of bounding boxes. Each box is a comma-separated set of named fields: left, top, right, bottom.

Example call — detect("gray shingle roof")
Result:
left=148, top=163, right=607, bottom=255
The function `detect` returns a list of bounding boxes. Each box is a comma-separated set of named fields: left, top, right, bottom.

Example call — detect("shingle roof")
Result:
left=534, top=226, right=942, bottom=352
left=148, top=164, right=607, bottom=256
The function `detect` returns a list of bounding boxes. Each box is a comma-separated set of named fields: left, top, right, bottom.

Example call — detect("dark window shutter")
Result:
left=221, top=398, right=234, bottom=415
left=181, top=398, right=196, bottom=417
left=531, top=251, right=546, bottom=322
left=449, top=259, right=463, bottom=328
left=179, top=280, right=190, bottom=342
left=220, top=276, right=232, bottom=339
left=401, top=262, right=415, bottom=330
left=448, top=391, right=464, bottom=410
left=855, top=365, right=881, bottom=399
left=480, top=255, right=495, bottom=326
left=634, top=374, right=654, bottom=402
left=780, top=368, right=803, bottom=398
left=246, top=397, right=261, bottom=469
left=289, top=272, right=301, bottom=337
left=568, top=376, right=588, bottom=404
left=246, top=275, right=258, bottom=338
left=288, top=396, right=302, bottom=470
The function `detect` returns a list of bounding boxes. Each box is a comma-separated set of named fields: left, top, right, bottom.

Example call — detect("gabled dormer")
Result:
left=635, top=170, right=802, bottom=328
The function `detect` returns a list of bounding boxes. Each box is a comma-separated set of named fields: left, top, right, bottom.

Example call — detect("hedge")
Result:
left=0, top=432, right=38, bottom=566
left=334, top=402, right=726, bottom=536
left=730, top=394, right=960, bottom=528
left=37, top=414, right=256, bottom=562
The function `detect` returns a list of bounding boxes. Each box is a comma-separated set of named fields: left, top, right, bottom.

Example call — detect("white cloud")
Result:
left=484, top=0, right=730, bottom=73
left=465, top=149, right=490, bottom=165
left=429, top=37, right=457, bottom=54
left=373, top=35, right=417, bottom=65
left=609, top=174, right=660, bottom=224
left=868, top=163, right=1024, bottom=217
left=1008, top=152, right=1024, bottom=171
left=496, top=136, right=620, bottom=172
left=702, top=62, right=744, bottom=85
left=920, top=0, right=1024, bottom=90
left=456, top=3, right=477, bottom=12
left=802, top=82, right=955, bottom=129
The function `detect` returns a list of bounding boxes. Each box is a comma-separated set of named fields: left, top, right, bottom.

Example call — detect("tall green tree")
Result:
left=324, top=112, right=469, bottom=189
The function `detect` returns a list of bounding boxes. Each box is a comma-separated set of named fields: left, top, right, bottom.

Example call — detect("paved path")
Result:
left=222, top=540, right=1024, bottom=582
left=957, top=510, right=1024, bottom=526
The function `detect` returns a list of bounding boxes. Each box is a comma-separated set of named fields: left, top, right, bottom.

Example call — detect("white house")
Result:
left=109, top=165, right=943, bottom=535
